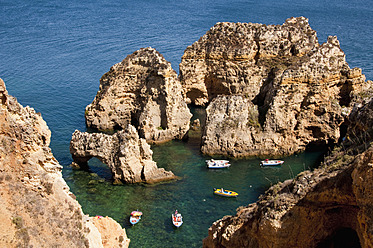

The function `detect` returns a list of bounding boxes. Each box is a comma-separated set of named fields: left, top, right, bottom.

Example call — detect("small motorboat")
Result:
left=213, top=188, right=238, bottom=197
left=206, top=159, right=231, bottom=169
left=260, top=159, right=284, bottom=166
left=129, top=210, right=142, bottom=225
left=172, top=210, right=183, bottom=228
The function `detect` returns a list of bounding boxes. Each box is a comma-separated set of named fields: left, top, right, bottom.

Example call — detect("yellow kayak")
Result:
left=213, top=188, right=238, bottom=197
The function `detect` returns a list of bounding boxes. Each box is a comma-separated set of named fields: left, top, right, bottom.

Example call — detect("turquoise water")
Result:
left=1, top=0, right=373, bottom=247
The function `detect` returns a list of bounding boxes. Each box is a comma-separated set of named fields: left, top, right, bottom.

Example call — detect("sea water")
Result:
left=1, top=0, right=372, bottom=247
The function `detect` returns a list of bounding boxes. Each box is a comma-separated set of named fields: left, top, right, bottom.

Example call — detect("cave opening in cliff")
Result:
left=87, top=157, right=113, bottom=181
left=316, top=227, right=361, bottom=248
left=338, top=121, right=349, bottom=143
left=113, top=123, right=122, bottom=132
left=186, top=88, right=206, bottom=106
left=252, top=69, right=276, bottom=127
left=338, top=81, right=353, bottom=107
left=205, top=74, right=230, bottom=102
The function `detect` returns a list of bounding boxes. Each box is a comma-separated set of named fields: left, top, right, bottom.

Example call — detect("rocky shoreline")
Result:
left=0, top=79, right=130, bottom=248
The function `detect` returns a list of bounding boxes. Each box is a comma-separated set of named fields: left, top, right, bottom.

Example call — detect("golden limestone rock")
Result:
left=70, top=126, right=176, bottom=184
left=181, top=17, right=373, bottom=157
left=85, top=47, right=192, bottom=144
left=0, top=78, right=130, bottom=248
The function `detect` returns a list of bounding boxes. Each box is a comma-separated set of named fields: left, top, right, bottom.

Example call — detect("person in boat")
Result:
left=173, top=210, right=178, bottom=222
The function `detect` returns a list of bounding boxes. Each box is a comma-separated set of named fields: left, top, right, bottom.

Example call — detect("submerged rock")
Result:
left=85, top=47, right=192, bottom=143
left=181, top=17, right=373, bottom=157
left=70, top=125, right=176, bottom=184
left=0, top=78, right=129, bottom=248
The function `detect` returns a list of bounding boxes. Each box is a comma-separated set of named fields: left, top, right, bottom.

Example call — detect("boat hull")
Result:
left=261, top=160, right=284, bottom=166
left=213, top=188, right=238, bottom=197
left=172, top=214, right=183, bottom=227
left=206, top=159, right=230, bottom=169
left=172, top=220, right=183, bottom=227
left=207, top=163, right=231, bottom=169
left=130, top=216, right=141, bottom=225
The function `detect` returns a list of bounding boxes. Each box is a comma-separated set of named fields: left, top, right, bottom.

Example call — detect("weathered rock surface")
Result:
left=70, top=126, right=176, bottom=184
left=180, top=17, right=319, bottom=106
left=181, top=17, right=373, bottom=157
left=91, top=216, right=130, bottom=248
left=203, top=97, right=373, bottom=248
left=85, top=47, right=192, bottom=143
left=0, top=78, right=129, bottom=248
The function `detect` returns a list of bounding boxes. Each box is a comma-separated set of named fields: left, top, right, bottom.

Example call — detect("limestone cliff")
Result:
left=0, top=78, right=129, bottom=248
left=85, top=47, right=192, bottom=143
left=203, top=98, right=373, bottom=248
left=180, top=16, right=373, bottom=157
left=70, top=126, right=176, bottom=184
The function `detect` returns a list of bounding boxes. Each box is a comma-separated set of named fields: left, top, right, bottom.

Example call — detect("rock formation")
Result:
left=91, top=216, right=130, bottom=247
left=0, top=79, right=129, bottom=248
left=180, top=16, right=373, bottom=157
left=70, top=126, right=176, bottom=184
left=85, top=47, right=192, bottom=143
left=203, top=97, right=373, bottom=248
left=201, top=95, right=265, bottom=157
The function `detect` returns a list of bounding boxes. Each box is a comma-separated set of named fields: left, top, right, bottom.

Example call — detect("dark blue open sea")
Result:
left=1, top=1, right=372, bottom=247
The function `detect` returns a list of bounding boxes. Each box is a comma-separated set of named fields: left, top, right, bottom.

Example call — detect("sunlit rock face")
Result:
left=181, top=17, right=373, bottom=157
left=70, top=125, right=176, bottom=184
left=203, top=97, right=373, bottom=248
left=85, top=47, right=192, bottom=144
left=0, top=78, right=129, bottom=248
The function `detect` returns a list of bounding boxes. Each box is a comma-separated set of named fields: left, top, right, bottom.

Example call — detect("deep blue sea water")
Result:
left=1, top=1, right=373, bottom=247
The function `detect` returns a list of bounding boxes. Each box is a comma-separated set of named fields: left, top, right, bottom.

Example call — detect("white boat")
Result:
left=206, top=159, right=231, bottom=169
left=172, top=210, right=183, bottom=228
left=260, top=159, right=284, bottom=166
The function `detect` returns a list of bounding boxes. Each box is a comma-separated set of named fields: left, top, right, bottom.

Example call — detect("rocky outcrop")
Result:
left=181, top=17, right=373, bottom=157
left=180, top=16, right=319, bottom=106
left=0, top=78, right=129, bottom=248
left=203, top=97, right=373, bottom=248
left=70, top=126, right=176, bottom=184
left=91, top=216, right=130, bottom=248
left=203, top=151, right=372, bottom=247
left=85, top=47, right=192, bottom=143
left=201, top=95, right=268, bottom=157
